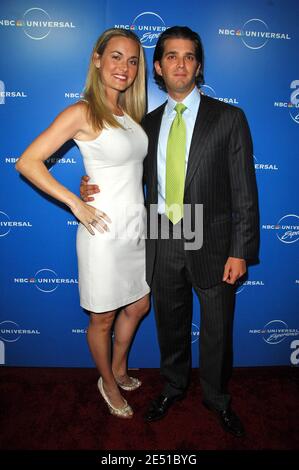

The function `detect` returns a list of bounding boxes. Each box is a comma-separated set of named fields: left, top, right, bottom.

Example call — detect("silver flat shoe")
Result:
left=115, top=376, right=142, bottom=391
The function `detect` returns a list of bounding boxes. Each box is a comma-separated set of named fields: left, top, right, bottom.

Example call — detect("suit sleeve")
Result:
left=227, top=108, right=260, bottom=262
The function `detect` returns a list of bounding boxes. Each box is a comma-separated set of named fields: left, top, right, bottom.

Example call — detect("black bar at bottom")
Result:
left=0, top=450, right=297, bottom=466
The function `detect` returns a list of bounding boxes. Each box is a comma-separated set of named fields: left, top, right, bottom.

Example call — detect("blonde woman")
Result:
left=16, top=28, right=150, bottom=419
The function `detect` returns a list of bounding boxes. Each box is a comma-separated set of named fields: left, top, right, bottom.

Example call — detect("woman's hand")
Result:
left=71, top=199, right=111, bottom=235
left=80, top=175, right=100, bottom=202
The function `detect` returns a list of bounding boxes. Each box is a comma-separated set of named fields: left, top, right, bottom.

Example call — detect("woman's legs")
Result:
left=112, top=294, right=150, bottom=382
left=87, top=309, right=127, bottom=409
left=87, top=294, right=149, bottom=408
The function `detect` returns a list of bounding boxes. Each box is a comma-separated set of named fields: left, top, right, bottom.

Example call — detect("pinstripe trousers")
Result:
left=151, top=217, right=236, bottom=410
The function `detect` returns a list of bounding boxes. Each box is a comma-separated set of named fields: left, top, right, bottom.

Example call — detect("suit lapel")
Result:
left=147, top=103, right=165, bottom=199
left=184, top=95, right=217, bottom=191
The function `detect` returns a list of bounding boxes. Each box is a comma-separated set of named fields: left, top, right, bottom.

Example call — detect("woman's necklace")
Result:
left=114, top=112, right=133, bottom=132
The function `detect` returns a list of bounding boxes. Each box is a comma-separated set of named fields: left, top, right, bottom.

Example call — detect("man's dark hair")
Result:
left=153, top=26, right=204, bottom=92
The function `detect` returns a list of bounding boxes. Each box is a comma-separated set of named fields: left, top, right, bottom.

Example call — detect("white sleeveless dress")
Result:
left=74, top=113, right=150, bottom=313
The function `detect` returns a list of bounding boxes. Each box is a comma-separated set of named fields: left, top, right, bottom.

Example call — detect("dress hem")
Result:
left=80, top=286, right=151, bottom=313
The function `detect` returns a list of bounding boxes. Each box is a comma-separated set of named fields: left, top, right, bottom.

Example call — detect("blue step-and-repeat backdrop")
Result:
left=0, top=0, right=298, bottom=368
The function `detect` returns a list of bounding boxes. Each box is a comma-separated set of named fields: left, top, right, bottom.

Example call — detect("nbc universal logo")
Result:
left=218, top=18, right=291, bottom=49
left=236, top=279, right=265, bottom=294
left=64, top=91, right=84, bottom=100
left=14, top=268, right=78, bottom=293
left=262, top=214, right=299, bottom=244
left=4, top=155, right=76, bottom=169
left=72, top=327, right=87, bottom=335
left=249, top=320, right=299, bottom=345
left=200, top=85, right=239, bottom=106
left=115, top=12, right=169, bottom=48
left=0, top=7, right=75, bottom=40
left=0, top=320, right=40, bottom=365
left=249, top=320, right=299, bottom=365
left=191, top=323, right=200, bottom=344
left=44, top=155, right=77, bottom=172
left=253, top=155, right=278, bottom=172
left=0, top=211, right=32, bottom=237
left=67, top=218, right=79, bottom=227
left=274, top=80, right=299, bottom=125
left=0, top=80, right=27, bottom=105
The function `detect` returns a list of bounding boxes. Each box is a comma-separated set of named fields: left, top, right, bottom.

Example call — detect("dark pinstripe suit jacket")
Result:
left=142, top=94, right=259, bottom=288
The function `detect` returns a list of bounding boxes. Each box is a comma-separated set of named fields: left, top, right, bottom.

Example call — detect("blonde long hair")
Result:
left=83, top=28, right=146, bottom=130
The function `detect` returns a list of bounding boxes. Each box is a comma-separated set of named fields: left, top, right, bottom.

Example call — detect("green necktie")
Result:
left=165, top=103, right=187, bottom=224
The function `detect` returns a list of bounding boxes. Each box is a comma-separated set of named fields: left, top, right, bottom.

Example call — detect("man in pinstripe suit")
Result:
left=81, top=26, right=259, bottom=437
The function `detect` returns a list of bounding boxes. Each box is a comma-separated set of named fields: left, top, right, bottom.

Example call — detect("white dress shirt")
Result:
left=157, top=86, right=201, bottom=214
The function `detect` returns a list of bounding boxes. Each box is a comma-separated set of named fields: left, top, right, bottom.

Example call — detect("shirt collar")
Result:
left=166, top=86, right=201, bottom=117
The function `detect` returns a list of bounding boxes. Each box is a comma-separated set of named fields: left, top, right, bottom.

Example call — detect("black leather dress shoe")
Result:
left=144, top=394, right=185, bottom=422
left=203, top=402, right=245, bottom=438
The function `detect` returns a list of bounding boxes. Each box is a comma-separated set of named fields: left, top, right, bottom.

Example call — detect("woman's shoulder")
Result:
left=57, top=100, right=89, bottom=125
left=71, top=99, right=89, bottom=114
left=47, top=101, right=91, bottom=140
